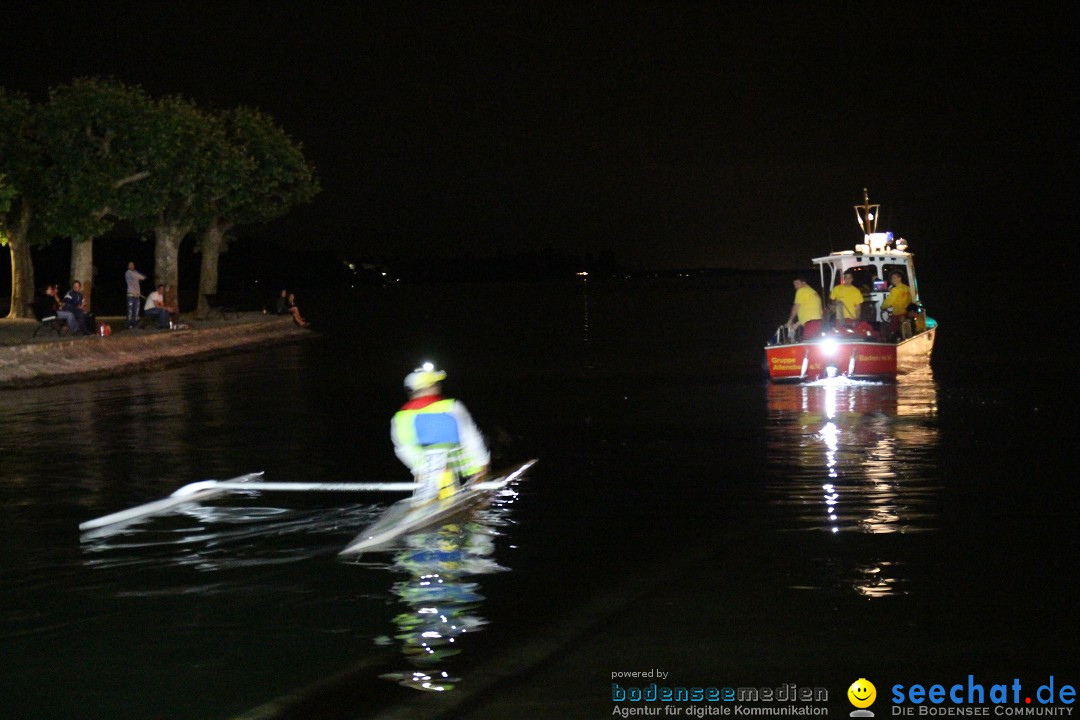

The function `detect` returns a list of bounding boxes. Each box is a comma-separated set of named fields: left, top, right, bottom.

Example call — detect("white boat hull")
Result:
left=338, top=459, right=536, bottom=555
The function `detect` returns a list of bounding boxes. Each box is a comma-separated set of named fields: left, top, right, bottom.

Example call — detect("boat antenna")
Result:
left=854, top=187, right=880, bottom=241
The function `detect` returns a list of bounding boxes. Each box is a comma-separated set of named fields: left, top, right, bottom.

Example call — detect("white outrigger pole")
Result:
left=78, top=471, right=516, bottom=533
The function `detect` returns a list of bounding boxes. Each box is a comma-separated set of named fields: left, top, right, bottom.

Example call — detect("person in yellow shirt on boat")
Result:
left=785, top=276, right=823, bottom=340
left=391, top=363, right=490, bottom=506
left=881, top=270, right=914, bottom=338
left=829, top=271, right=864, bottom=324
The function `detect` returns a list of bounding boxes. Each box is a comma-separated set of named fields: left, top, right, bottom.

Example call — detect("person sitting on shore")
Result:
left=62, top=281, right=93, bottom=334
left=33, top=286, right=54, bottom=321
left=287, top=293, right=310, bottom=327
left=143, top=284, right=174, bottom=329
left=35, top=285, right=80, bottom=334
left=274, top=290, right=289, bottom=315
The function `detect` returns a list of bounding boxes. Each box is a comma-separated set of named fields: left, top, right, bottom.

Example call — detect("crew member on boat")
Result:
left=880, top=270, right=913, bottom=338
left=785, top=276, right=823, bottom=340
left=391, top=363, right=490, bottom=506
left=828, top=271, right=863, bottom=324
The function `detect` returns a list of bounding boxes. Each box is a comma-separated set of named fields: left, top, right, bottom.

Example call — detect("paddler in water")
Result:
left=391, top=363, right=490, bottom=506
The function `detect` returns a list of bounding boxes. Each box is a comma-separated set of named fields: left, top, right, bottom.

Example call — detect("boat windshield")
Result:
left=880, top=263, right=910, bottom=286
left=829, top=265, right=878, bottom=293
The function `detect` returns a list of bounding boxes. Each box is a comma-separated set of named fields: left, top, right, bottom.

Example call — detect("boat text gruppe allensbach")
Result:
left=764, top=190, right=937, bottom=382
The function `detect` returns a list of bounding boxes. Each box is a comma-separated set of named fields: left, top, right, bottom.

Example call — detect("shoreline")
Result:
left=0, top=314, right=313, bottom=389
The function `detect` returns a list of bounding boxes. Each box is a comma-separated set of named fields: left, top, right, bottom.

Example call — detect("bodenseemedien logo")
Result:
left=609, top=671, right=830, bottom=716
left=849, top=678, right=877, bottom=717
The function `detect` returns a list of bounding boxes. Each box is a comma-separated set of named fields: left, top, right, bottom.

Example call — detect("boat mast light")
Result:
left=854, top=188, right=880, bottom=241
left=867, top=232, right=891, bottom=252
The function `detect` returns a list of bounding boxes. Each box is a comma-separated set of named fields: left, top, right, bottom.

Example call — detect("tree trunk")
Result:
left=153, top=223, right=190, bottom=312
left=70, top=237, right=95, bottom=309
left=5, top=200, right=35, bottom=319
left=196, top=220, right=228, bottom=318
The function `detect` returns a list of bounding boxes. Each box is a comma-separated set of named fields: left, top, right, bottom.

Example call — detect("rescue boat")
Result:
left=764, top=190, right=937, bottom=382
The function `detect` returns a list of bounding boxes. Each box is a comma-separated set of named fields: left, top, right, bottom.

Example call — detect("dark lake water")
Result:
left=1, top=277, right=1074, bottom=719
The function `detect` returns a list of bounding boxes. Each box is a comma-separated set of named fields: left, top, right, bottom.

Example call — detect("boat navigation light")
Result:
left=868, top=232, right=891, bottom=252
left=821, top=338, right=838, bottom=356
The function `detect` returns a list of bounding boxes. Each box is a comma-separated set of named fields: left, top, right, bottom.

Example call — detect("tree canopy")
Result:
left=0, top=88, right=39, bottom=236
left=0, top=77, right=319, bottom=317
left=212, top=106, right=321, bottom=230
left=38, top=77, right=155, bottom=242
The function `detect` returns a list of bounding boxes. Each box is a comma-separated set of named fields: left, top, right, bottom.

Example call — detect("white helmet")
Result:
left=404, top=362, right=446, bottom=392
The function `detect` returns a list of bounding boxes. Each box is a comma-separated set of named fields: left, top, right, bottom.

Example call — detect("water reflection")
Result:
left=765, top=372, right=940, bottom=597
left=0, top=364, right=244, bottom=521
left=74, top=476, right=521, bottom=694
left=80, top=502, right=381, bottom=577
left=358, top=484, right=519, bottom=692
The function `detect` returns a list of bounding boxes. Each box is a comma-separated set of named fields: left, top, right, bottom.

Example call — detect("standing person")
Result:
left=391, top=363, right=490, bottom=507
left=143, top=283, right=173, bottom=329
left=881, top=270, right=913, bottom=339
left=785, top=276, right=823, bottom=340
left=62, top=281, right=92, bottom=334
left=829, top=271, right=864, bottom=324
left=124, top=261, right=147, bottom=329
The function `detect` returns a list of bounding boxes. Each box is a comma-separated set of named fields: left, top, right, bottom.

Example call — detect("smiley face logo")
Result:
left=848, top=678, right=877, bottom=708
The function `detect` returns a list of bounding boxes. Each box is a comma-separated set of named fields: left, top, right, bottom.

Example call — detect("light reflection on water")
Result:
left=0, top=335, right=532, bottom=717
left=765, top=372, right=940, bottom=597
left=2, top=278, right=1074, bottom=718
left=75, top=479, right=521, bottom=693
left=346, top=483, right=520, bottom=692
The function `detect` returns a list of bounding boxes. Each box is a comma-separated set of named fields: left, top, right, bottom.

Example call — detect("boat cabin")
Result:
left=813, top=234, right=922, bottom=326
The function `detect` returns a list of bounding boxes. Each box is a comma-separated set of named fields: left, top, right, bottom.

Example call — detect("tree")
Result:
left=195, top=106, right=320, bottom=316
left=0, top=89, right=40, bottom=319
left=114, top=94, right=231, bottom=308
left=38, top=77, right=156, bottom=307
left=0, top=172, right=22, bottom=309
left=0, top=174, right=15, bottom=216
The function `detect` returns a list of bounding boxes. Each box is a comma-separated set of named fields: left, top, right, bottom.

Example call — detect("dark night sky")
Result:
left=3, top=2, right=1076, bottom=270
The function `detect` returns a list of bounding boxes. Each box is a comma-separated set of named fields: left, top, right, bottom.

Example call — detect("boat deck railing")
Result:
left=768, top=316, right=933, bottom=347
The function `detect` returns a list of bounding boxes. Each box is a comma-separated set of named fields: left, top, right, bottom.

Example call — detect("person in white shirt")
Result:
left=143, top=284, right=173, bottom=329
